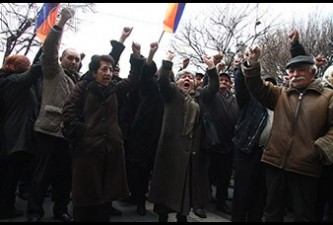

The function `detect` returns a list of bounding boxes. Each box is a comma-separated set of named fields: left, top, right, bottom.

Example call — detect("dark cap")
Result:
left=195, top=72, right=204, bottom=78
left=286, top=55, right=315, bottom=69
left=219, top=72, right=231, bottom=81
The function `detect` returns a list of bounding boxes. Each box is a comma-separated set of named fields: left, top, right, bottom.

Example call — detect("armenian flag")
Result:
left=163, top=3, right=186, bottom=33
left=35, top=3, right=60, bottom=43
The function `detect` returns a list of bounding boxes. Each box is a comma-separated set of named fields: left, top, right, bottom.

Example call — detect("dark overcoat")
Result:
left=126, top=61, right=164, bottom=169
left=0, top=67, right=40, bottom=156
left=62, top=54, right=144, bottom=206
left=148, top=60, right=219, bottom=214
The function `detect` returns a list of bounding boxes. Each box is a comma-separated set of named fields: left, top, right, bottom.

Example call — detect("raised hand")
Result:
left=80, top=52, right=86, bottom=60
left=315, top=54, right=327, bottom=68
left=288, top=29, right=299, bottom=44
left=202, top=55, right=215, bottom=69
left=165, top=50, right=175, bottom=62
left=132, top=42, right=141, bottom=58
left=120, top=27, right=133, bottom=43
left=245, top=45, right=261, bottom=65
left=147, top=42, right=159, bottom=64
left=213, top=54, right=223, bottom=66
left=216, top=60, right=226, bottom=73
left=61, top=7, right=75, bottom=20
left=182, top=58, right=190, bottom=69
left=58, top=7, right=75, bottom=28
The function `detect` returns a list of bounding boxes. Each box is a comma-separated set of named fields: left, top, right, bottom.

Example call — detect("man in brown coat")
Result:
left=242, top=32, right=333, bottom=221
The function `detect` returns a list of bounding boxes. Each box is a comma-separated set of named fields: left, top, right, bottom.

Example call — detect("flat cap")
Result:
left=286, top=55, right=315, bottom=69
left=219, top=72, right=232, bottom=81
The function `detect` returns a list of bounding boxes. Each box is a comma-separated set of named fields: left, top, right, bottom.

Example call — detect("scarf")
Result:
left=182, top=93, right=200, bottom=138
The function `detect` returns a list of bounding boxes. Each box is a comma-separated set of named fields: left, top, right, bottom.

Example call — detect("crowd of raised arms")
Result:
left=1, top=7, right=333, bottom=222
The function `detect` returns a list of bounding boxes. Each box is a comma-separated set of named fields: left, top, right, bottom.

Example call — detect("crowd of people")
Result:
left=0, top=7, right=333, bottom=222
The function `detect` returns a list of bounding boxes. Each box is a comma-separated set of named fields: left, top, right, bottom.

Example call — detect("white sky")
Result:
left=1, top=3, right=333, bottom=77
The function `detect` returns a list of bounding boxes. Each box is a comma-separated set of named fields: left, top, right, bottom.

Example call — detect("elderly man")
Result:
left=242, top=36, right=333, bottom=221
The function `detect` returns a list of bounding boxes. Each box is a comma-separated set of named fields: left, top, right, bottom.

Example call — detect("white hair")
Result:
left=176, top=69, right=196, bottom=81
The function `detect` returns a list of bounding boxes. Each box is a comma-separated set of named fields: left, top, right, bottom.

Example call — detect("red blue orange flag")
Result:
left=163, top=3, right=186, bottom=33
left=35, top=3, right=60, bottom=43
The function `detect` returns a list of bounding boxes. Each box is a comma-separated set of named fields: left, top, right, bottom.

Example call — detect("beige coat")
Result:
left=34, top=25, right=80, bottom=138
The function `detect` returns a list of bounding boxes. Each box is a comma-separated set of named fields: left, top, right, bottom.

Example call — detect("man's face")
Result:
left=60, top=49, right=81, bottom=73
left=219, top=75, right=232, bottom=91
left=114, top=65, right=120, bottom=76
left=287, top=64, right=315, bottom=89
left=195, top=75, right=203, bottom=88
left=177, top=72, right=195, bottom=94
left=93, top=60, right=113, bottom=86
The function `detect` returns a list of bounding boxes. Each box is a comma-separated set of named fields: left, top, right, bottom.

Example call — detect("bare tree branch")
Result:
left=171, top=3, right=276, bottom=73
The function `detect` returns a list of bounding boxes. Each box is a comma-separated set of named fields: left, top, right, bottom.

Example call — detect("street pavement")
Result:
left=0, top=182, right=295, bottom=222
left=0, top=187, right=232, bottom=222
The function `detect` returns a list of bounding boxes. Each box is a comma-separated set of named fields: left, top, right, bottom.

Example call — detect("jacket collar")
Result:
left=287, top=79, right=324, bottom=95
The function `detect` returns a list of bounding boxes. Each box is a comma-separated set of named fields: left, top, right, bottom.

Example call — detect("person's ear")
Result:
left=311, top=68, right=317, bottom=76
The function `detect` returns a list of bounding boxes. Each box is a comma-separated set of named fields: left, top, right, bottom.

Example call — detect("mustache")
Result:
left=290, top=76, right=306, bottom=82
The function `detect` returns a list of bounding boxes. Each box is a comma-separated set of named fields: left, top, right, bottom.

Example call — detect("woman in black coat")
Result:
left=126, top=42, right=165, bottom=216
left=0, top=55, right=41, bottom=219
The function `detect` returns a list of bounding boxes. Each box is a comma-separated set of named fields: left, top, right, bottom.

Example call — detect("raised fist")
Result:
left=202, top=55, right=215, bottom=69
left=150, top=42, right=159, bottom=54
left=216, top=61, right=226, bottom=73
left=213, top=54, right=223, bottom=65
left=60, top=7, right=75, bottom=21
left=132, top=42, right=141, bottom=58
left=120, top=27, right=133, bottom=43
left=182, top=58, right=190, bottom=69
left=166, top=50, right=175, bottom=61
left=288, top=29, right=299, bottom=44
left=245, top=45, right=261, bottom=65
left=147, top=42, right=159, bottom=64
left=315, top=54, right=327, bottom=68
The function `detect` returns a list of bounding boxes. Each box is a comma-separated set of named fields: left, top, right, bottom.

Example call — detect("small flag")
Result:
left=35, top=3, right=60, bottom=43
left=163, top=3, right=186, bottom=33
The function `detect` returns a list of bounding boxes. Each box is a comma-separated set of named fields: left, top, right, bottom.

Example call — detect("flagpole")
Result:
left=158, top=30, right=165, bottom=44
